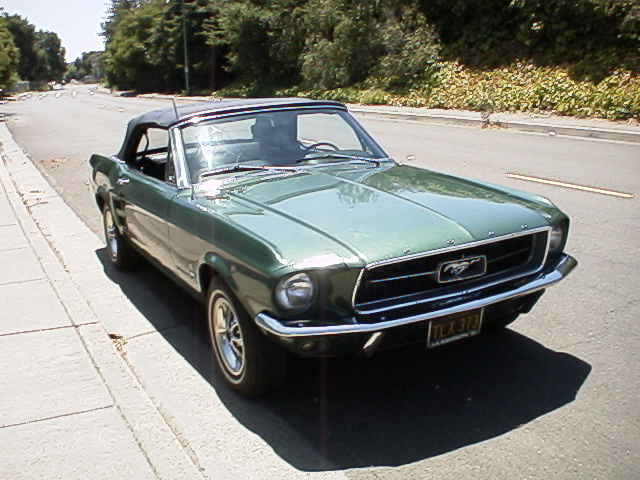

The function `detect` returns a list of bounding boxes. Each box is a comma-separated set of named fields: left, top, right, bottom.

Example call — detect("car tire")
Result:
left=207, top=281, right=287, bottom=396
left=102, top=204, right=137, bottom=270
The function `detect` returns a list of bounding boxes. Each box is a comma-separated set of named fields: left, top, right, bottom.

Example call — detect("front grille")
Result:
left=354, top=230, right=549, bottom=314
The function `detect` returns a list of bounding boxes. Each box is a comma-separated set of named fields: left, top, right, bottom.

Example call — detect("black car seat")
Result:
left=251, top=116, right=299, bottom=163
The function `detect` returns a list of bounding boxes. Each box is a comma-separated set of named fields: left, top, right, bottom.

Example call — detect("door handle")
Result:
left=116, top=177, right=130, bottom=185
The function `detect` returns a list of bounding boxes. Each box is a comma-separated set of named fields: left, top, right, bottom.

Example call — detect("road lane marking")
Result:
left=505, top=173, right=634, bottom=199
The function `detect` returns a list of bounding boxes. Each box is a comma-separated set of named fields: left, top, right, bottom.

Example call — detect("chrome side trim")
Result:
left=255, top=254, right=576, bottom=338
left=351, top=226, right=551, bottom=313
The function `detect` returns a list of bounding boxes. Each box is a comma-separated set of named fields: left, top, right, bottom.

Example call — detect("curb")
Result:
left=349, top=108, right=483, bottom=128
left=95, top=88, right=640, bottom=144
left=350, top=108, right=640, bottom=144
left=491, top=118, right=640, bottom=143
left=0, top=125, right=205, bottom=480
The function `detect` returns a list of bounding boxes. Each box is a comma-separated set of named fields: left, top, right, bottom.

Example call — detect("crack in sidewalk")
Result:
left=0, top=321, right=99, bottom=337
left=1, top=404, right=113, bottom=430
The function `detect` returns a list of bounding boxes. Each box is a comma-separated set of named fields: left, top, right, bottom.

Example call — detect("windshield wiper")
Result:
left=199, top=164, right=297, bottom=182
left=295, top=153, right=388, bottom=166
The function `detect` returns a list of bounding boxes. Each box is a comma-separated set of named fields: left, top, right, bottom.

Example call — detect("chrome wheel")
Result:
left=211, top=295, right=245, bottom=377
left=104, top=209, right=119, bottom=261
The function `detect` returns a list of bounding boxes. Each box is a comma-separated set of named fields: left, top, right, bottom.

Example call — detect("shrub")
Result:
left=372, top=6, right=441, bottom=90
left=269, top=62, right=639, bottom=120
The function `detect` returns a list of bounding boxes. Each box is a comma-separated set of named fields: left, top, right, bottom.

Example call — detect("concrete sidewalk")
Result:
left=0, top=125, right=203, bottom=480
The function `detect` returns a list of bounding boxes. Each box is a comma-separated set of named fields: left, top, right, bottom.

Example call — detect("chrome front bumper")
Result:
left=255, top=254, right=577, bottom=338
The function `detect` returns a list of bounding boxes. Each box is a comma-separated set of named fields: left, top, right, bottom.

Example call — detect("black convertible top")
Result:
left=117, top=97, right=347, bottom=161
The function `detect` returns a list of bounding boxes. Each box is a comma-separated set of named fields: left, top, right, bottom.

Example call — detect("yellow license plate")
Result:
left=427, top=309, right=484, bottom=348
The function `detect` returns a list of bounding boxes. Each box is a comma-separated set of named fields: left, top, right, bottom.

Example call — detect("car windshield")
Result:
left=180, top=108, right=388, bottom=183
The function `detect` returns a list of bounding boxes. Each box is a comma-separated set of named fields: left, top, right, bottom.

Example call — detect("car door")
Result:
left=114, top=128, right=177, bottom=267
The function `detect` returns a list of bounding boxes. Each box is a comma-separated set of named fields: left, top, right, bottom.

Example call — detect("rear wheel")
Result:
left=207, top=282, right=287, bottom=396
left=102, top=205, right=137, bottom=270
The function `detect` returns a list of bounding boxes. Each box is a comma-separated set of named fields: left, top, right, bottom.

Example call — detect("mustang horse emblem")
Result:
left=443, top=258, right=482, bottom=277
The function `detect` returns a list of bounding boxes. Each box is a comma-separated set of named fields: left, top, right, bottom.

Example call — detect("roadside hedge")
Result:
left=218, top=62, right=640, bottom=120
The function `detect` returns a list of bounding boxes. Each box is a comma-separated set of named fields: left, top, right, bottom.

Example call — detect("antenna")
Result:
left=171, top=98, right=179, bottom=122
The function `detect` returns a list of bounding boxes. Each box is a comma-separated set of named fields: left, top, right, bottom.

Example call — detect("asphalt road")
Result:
left=2, top=85, right=639, bottom=480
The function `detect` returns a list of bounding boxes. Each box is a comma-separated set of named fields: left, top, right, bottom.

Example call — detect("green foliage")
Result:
left=102, top=0, right=639, bottom=119
left=3, top=14, right=66, bottom=82
left=372, top=5, right=441, bottom=89
left=272, top=62, right=639, bottom=120
left=104, top=1, right=160, bottom=90
left=34, top=31, right=66, bottom=82
left=65, top=51, right=104, bottom=82
left=300, top=0, right=380, bottom=89
left=3, top=15, right=36, bottom=81
left=0, top=17, right=19, bottom=90
left=428, top=62, right=640, bottom=119
left=419, top=0, right=639, bottom=72
left=211, top=2, right=273, bottom=80
left=102, top=0, right=139, bottom=48
left=104, top=0, right=216, bottom=92
left=208, top=0, right=304, bottom=86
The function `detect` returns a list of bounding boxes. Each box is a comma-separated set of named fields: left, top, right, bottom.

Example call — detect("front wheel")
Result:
left=207, top=282, right=287, bottom=396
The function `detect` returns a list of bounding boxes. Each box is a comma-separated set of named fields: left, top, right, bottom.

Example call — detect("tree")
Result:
left=34, top=31, right=66, bottom=81
left=0, top=17, right=19, bottom=90
left=65, top=51, right=104, bottom=82
left=102, top=0, right=139, bottom=47
left=3, top=14, right=66, bottom=82
left=103, top=2, right=159, bottom=90
left=300, top=0, right=383, bottom=89
left=208, top=0, right=306, bottom=89
left=104, top=0, right=218, bottom=92
left=100, top=0, right=640, bottom=93
left=3, top=14, right=38, bottom=81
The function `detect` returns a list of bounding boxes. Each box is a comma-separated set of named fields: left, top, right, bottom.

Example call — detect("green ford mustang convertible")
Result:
left=90, top=98, right=577, bottom=395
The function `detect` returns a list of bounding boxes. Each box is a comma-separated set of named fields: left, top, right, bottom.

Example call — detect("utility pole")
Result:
left=182, top=0, right=190, bottom=94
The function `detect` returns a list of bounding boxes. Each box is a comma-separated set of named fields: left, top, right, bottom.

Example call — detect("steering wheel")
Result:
left=303, top=142, right=339, bottom=151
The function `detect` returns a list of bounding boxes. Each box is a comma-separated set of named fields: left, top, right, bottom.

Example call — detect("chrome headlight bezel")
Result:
left=275, top=272, right=315, bottom=313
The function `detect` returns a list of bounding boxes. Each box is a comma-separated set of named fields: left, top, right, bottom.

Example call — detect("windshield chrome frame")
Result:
left=174, top=104, right=349, bottom=128
left=169, top=126, right=192, bottom=189
left=174, top=106, right=392, bottom=185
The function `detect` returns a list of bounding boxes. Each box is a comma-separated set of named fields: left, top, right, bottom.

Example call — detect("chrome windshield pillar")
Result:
left=169, top=126, right=191, bottom=189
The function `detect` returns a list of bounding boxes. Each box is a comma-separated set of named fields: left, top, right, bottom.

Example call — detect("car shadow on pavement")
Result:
left=97, top=248, right=591, bottom=472
left=0, top=111, right=16, bottom=121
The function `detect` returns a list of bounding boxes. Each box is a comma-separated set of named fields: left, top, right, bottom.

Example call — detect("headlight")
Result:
left=549, top=224, right=565, bottom=252
left=275, top=273, right=315, bottom=312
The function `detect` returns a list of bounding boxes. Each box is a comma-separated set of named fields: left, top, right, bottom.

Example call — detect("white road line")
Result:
left=505, top=173, right=635, bottom=199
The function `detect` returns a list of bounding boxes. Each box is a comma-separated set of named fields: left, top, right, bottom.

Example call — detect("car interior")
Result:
left=133, top=129, right=172, bottom=182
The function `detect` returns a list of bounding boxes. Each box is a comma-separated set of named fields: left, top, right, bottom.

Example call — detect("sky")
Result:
left=1, top=0, right=107, bottom=61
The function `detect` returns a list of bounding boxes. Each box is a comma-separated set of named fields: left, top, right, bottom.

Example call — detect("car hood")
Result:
left=195, top=164, right=559, bottom=267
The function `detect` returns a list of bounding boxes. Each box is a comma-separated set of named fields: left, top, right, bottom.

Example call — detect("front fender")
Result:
left=199, top=253, right=236, bottom=292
